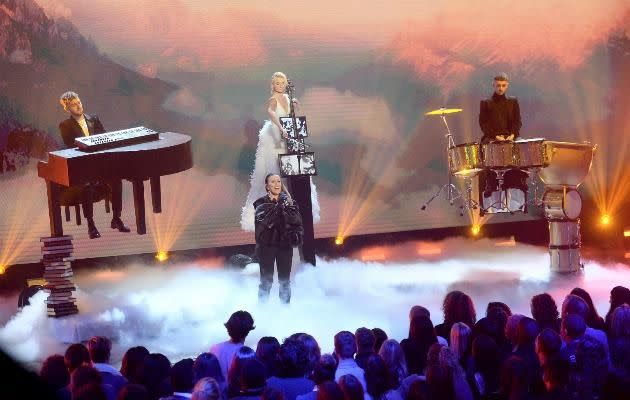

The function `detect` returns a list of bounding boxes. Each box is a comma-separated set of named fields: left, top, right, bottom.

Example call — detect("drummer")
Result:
left=478, top=73, right=528, bottom=198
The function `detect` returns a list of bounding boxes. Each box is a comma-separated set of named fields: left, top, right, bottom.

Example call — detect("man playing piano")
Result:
left=58, top=91, right=130, bottom=238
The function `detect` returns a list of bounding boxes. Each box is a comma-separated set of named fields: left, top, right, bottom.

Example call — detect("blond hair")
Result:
left=270, top=72, right=287, bottom=94
left=59, top=91, right=80, bottom=111
left=192, top=377, right=221, bottom=400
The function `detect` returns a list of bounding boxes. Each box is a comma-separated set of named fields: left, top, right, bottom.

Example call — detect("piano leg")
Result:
left=150, top=176, right=162, bottom=213
left=132, top=180, right=147, bottom=235
left=46, top=180, right=64, bottom=237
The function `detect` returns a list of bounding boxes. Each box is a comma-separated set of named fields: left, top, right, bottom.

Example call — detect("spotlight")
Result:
left=0, top=265, right=5, bottom=274
left=471, top=225, right=481, bottom=236
left=623, top=229, right=630, bottom=238
left=335, top=236, right=344, bottom=246
left=155, top=250, right=169, bottom=262
left=600, top=214, right=611, bottom=226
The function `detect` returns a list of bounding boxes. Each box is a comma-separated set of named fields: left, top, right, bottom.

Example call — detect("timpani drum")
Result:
left=448, top=142, right=483, bottom=176
left=539, top=141, right=595, bottom=188
left=482, top=141, right=516, bottom=168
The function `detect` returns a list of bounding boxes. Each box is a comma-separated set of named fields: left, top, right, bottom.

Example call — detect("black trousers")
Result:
left=257, top=244, right=293, bottom=303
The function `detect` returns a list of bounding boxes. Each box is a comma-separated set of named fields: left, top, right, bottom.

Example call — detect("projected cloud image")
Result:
left=1, top=0, right=629, bottom=263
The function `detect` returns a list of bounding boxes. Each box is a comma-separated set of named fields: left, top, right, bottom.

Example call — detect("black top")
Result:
left=254, top=194, right=303, bottom=248
left=58, top=113, right=105, bottom=148
left=478, top=93, right=522, bottom=143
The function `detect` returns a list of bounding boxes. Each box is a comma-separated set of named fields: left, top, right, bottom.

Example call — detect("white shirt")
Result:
left=210, top=340, right=244, bottom=379
left=76, top=115, right=90, bottom=136
left=335, top=358, right=367, bottom=392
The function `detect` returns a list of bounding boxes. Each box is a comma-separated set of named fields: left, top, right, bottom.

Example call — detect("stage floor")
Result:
left=0, top=237, right=628, bottom=370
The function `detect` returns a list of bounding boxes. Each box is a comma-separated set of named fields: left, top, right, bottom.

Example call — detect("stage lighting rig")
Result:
left=600, top=214, right=611, bottom=226
left=335, top=236, right=344, bottom=246
left=471, top=225, right=481, bottom=236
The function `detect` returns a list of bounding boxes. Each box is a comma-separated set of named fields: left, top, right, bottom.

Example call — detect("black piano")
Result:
left=38, top=130, right=193, bottom=236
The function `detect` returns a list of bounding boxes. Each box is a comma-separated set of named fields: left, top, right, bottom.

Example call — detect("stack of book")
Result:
left=41, top=235, right=78, bottom=317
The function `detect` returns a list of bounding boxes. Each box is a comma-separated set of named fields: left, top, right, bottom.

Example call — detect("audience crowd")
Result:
left=36, top=285, right=630, bottom=400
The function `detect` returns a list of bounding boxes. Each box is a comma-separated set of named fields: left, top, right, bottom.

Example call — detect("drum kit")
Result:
left=421, top=107, right=597, bottom=273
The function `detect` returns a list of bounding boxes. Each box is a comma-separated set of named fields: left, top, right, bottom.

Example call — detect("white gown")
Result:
left=241, top=96, right=320, bottom=231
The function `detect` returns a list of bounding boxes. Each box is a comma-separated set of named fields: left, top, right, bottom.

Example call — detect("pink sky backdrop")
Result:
left=35, top=0, right=630, bottom=73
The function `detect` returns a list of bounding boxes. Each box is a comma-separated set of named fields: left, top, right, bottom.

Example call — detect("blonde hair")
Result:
left=192, top=377, right=221, bottom=400
left=59, top=91, right=80, bottom=111
left=264, top=173, right=292, bottom=199
left=270, top=72, right=287, bottom=94
left=378, top=339, right=408, bottom=385
left=449, top=322, right=472, bottom=362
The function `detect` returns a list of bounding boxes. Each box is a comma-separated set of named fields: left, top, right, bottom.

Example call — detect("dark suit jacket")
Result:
left=58, top=113, right=106, bottom=148
left=479, top=94, right=522, bottom=143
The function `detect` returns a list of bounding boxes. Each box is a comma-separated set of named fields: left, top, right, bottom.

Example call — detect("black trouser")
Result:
left=257, top=244, right=293, bottom=303
left=479, top=168, right=528, bottom=196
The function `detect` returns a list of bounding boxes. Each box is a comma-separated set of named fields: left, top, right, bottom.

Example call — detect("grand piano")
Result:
left=38, top=128, right=193, bottom=236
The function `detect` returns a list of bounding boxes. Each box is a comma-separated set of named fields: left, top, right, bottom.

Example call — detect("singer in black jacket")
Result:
left=254, top=173, right=303, bottom=304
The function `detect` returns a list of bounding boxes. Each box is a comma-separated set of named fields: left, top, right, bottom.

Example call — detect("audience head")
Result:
left=505, top=314, right=524, bottom=345
left=442, top=290, right=476, bottom=327
left=378, top=339, right=408, bottom=388
left=608, top=286, right=630, bottom=313
left=192, top=377, right=221, bottom=400
left=70, top=365, right=102, bottom=393
left=355, top=327, right=376, bottom=354
left=406, top=379, right=428, bottom=400
left=228, top=346, right=256, bottom=390
left=542, top=357, right=570, bottom=391
left=562, top=294, right=590, bottom=319
left=409, top=305, right=430, bottom=321
left=339, top=374, right=365, bottom=400
left=425, top=346, right=455, bottom=400
left=240, top=359, right=267, bottom=393
left=87, top=336, right=112, bottom=364
left=571, top=287, right=603, bottom=326
left=117, top=384, right=149, bottom=400
left=171, top=358, right=194, bottom=393
left=317, top=380, right=344, bottom=400
left=312, top=354, right=337, bottom=385
left=449, top=322, right=472, bottom=362
left=610, top=304, right=630, bottom=338
left=516, top=316, right=540, bottom=348
left=139, top=353, right=172, bottom=391
left=364, top=355, right=391, bottom=398
left=561, top=314, right=587, bottom=341
left=334, top=331, right=357, bottom=359
left=121, top=346, right=149, bottom=383
left=535, top=328, right=562, bottom=366
left=224, top=311, right=255, bottom=343
left=409, top=315, right=437, bottom=344
left=256, top=336, right=280, bottom=377
left=194, top=352, right=224, bottom=384
left=65, top=343, right=91, bottom=373
left=278, top=337, right=309, bottom=378
left=487, top=301, right=512, bottom=317
left=40, top=354, right=70, bottom=390
left=296, top=333, right=321, bottom=374
left=371, top=328, right=388, bottom=353
left=531, top=293, right=559, bottom=328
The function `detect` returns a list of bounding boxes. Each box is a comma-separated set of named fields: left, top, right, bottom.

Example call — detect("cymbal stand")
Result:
left=421, top=114, right=464, bottom=210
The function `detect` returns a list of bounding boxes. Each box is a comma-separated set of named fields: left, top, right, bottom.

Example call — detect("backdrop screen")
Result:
left=1, top=0, right=629, bottom=264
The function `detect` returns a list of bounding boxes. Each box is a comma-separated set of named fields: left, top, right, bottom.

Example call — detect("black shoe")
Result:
left=87, top=220, right=101, bottom=239
left=111, top=217, right=131, bottom=232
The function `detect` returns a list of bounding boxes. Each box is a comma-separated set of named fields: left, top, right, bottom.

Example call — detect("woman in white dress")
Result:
left=241, top=72, right=320, bottom=231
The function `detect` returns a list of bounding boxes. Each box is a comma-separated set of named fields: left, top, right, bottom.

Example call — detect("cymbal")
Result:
left=425, top=107, right=463, bottom=116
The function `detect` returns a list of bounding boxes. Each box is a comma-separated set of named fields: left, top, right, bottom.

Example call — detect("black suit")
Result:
left=479, top=93, right=522, bottom=143
left=478, top=94, right=528, bottom=199
left=58, top=114, right=123, bottom=220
